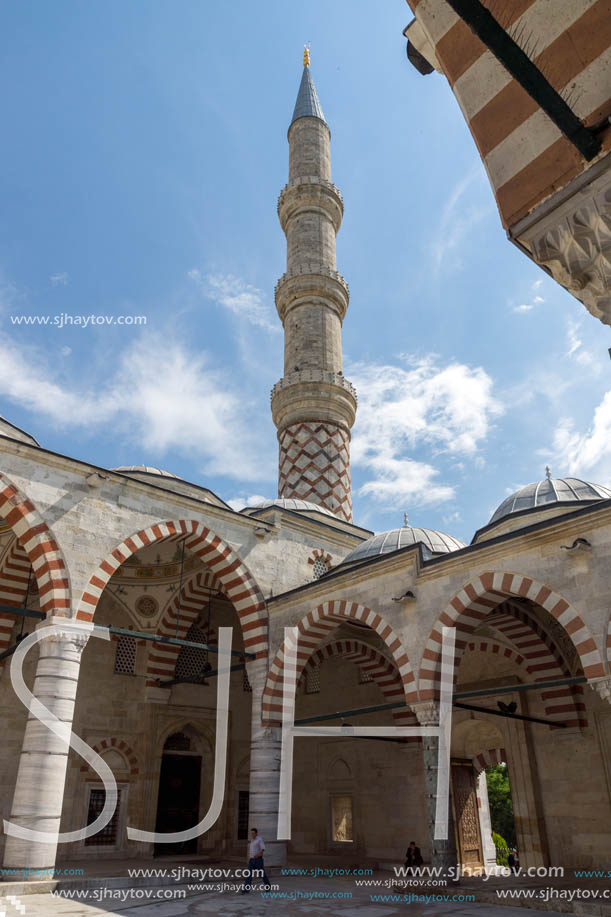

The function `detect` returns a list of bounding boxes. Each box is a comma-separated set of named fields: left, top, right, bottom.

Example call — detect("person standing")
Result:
left=241, top=827, right=270, bottom=893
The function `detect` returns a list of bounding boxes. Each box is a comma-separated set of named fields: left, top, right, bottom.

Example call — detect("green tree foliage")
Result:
left=486, top=763, right=516, bottom=848
left=492, top=831, right=508, bottom=866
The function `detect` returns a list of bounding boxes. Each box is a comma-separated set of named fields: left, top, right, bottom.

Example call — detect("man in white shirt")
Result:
left=241, top=827, right=270, bottom=893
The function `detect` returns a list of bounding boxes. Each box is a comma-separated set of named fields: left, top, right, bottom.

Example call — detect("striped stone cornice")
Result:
left=278, top=178, right=343, bottom=233
left=275, top=267, right=349, bottom=323
left=271, top=371, right=357, bottom=432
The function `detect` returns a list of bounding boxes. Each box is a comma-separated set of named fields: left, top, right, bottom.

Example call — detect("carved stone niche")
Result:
left=512, top=153, right=611, bottom=326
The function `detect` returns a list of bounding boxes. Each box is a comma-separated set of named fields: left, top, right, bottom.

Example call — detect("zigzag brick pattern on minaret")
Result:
left=278, top=421, right=352, bottom=521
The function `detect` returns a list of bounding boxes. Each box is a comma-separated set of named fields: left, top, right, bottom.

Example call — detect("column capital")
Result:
left=591, top=675, right=611, bottom=705
left=410, top=700, right=440, bottom=727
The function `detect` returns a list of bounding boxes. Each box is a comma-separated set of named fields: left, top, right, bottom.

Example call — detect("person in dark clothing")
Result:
left=405, top=840, right=424, bottom=873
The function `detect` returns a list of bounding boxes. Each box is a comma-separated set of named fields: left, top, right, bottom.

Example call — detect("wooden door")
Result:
left=451, top=759, right=483, bottom=868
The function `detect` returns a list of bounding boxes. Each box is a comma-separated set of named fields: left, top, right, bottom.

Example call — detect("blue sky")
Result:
left=1, top=0, right=609, bottom=544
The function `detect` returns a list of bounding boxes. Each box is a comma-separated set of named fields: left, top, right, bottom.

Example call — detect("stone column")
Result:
left=411, top=700, right=459, bottom=880
left=3, top=618, right=88, bottom=873
left=246, top=659, right=287, bottom=870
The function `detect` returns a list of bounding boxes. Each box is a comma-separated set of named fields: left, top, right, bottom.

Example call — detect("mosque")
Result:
left=0, top=48, right=610, bottom=881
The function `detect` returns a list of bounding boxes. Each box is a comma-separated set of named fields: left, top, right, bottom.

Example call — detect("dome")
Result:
left=489, top=476, right=611, bottom=525
left=112, top=465, right=182, bottom=479
left=0, top=416, right=40, bottom=447
left=339, top=526, right=466, bottom=566
left=245, top=498, right=336, bottom=518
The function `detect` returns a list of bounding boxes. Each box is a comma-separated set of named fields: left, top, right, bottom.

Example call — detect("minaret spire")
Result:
left=271, top=57, right=357, bottom=521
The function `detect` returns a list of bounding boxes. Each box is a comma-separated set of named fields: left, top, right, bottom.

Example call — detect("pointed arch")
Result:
left=76, top=520, right=267, bottom=655
left=263, top=600, right=415, bottom=725
left=0, top=471, right=70, bottom=615
left=419, top=572, right=602, bottom=717
left=144, top=569, right=223, bottom=687
left=298, top=637, right=419, bottom=731
left=0, top=540, right=32, bottom=658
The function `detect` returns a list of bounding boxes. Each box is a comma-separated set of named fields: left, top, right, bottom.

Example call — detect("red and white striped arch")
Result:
left=76, top=520, right=267, bottom=656
left=419, top=572, right=603, bottom=701
left=263, top=600, right=416, bottom=725
left=488, top=603, right=586, bottom=728
left=298, top=638, right=419, bottom=731
left=0, top=540, right=32, bottom=660
left=462, top=634, right=584, bottom=727
left=0, top=472, right=70, bottom=616
left=471, top=747, right=507, bottom=777
left=144, top=569, right=223, bottom=687
left=79, top=737, right=139, bottom=778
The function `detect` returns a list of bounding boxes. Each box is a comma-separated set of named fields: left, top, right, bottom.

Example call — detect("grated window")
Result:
left=243, top=669, right=252, bottom=692
left=85, top=787, right=122, bottom=846
left=359, top=667, right=373, bottom=684
left=313, top=557, right=329, bottom=580
left=114, top=635, right=136, bottom=676
left=175, top=624, right=209, bottom=683
left=305, top=666, right=321, bottom=694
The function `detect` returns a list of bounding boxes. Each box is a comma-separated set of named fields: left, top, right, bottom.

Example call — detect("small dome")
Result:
left=245, top=498, right=336, bottom=518
left=489, top=477, right=611, bottom=525
left=0, top=416, right=40, bottom=447
left=339, top=526, right=465, bottom=566
left=112, top=465, right=182, bottom=479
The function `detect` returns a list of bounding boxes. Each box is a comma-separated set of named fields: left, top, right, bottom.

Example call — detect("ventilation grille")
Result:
left=114, top=635, right=136, bottom=676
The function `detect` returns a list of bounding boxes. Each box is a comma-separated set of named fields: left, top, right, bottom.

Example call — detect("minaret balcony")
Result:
left=275, top=267, right=349, bottom=323
left=270, top=370, right=357, bottom=432
left=278, top=177, right=344, bottom=233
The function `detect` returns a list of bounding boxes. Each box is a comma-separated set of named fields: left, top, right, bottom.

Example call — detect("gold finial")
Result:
left=545, top=465, right=552, bottom=480
left=403, top=512, right=409, bottom=527
left=303, top=45, right=310, bottom=67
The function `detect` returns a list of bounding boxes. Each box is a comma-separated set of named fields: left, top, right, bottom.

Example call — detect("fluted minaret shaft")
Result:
left=271, top=57, right=356, bottom=522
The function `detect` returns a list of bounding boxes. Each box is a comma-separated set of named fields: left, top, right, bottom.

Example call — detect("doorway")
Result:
left=451, top=758, right=484, bottom=868
left=154, top=731, right=202, bottom=856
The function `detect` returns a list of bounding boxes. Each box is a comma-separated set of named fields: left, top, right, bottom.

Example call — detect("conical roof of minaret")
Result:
left=290, top=55, right=326, bottom=128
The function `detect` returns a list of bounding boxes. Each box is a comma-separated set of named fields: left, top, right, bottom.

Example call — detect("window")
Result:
left=237, top=791, right=250, bottom=840
left=305, top=666, right=320, bottom=694
left=174, top=624, right=209, bottom=683
left=331, top=795, right=353, bottom=843
left=114, top=635, right=136, bottom=675
left=312, top=556, right=329, bottom=580
left=85, top=786, right=124, bottom=847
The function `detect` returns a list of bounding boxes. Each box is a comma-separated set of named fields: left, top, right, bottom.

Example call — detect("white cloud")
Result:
left=511, top=279, right=545, bottom=315
left=566, top=318, right=602, bottom=374
left=226, top=494, right=268, bottom=511
left=0, top=331, right=272, bottom=483
left=552, top=390, right=611, bottom=485
left=349, top=356, right=502, bottom=509
left=50, top=272, right=69, bottom=286
left=432, top=171, right=493, bottom=275
left=60, top=345, right=72, bottom=357
left=189, top=269, right=279, bottom=333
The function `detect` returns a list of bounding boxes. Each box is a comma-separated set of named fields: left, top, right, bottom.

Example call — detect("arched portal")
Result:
left=0, top=471, right=70, bottom=615
left=263, top=600, right=415, bottom=725
left=76, top=520, right=267, bottom=655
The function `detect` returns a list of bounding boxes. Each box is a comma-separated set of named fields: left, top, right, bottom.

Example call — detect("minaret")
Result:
left=271, top=50, right=357, bottom=522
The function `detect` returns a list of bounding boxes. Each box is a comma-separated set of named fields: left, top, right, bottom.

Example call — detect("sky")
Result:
left=1, top=0, right=610, bottom=545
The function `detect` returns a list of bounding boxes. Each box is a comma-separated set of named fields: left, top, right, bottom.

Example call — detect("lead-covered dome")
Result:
left=339, top=525, right=465, bottom=566
left=489, top=476, right=611, bottom=525
left=244, top=498, right=336, bottom=518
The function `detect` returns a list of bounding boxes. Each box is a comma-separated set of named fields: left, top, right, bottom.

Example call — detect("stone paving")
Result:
left=0, top=876, right=573, bottom=917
